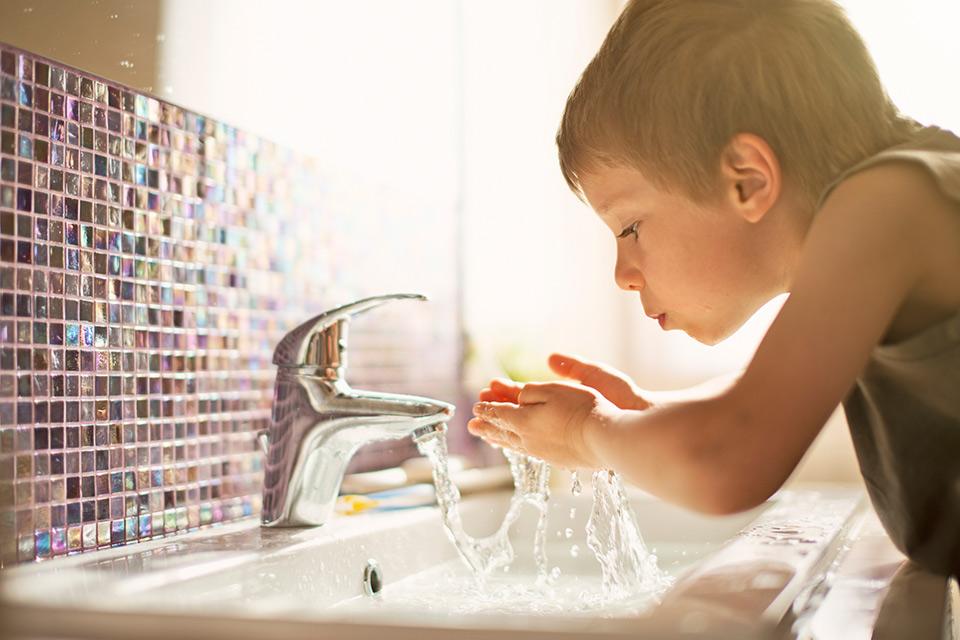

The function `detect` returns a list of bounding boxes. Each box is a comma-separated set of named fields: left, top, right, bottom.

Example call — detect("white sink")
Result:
left=1, top=485, right=868, bottom=639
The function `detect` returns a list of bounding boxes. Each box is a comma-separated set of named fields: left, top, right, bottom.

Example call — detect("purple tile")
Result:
left=51, top=527, right=66, bottom=555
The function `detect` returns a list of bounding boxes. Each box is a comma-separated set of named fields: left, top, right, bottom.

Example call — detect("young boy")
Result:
left=468, top=0, right=960, bottom=578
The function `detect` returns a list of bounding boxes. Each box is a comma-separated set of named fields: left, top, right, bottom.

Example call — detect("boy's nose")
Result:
left=614, top=257, right=645, bottom=291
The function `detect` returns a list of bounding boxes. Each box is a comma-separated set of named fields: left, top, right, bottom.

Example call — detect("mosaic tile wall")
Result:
left=0, top=44, right=463, bottom=566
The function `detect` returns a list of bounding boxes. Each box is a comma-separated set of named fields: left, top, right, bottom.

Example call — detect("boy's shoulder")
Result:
left=827, top=156, right=959, bottom=223
left=819, top=155, right=960, bottom=343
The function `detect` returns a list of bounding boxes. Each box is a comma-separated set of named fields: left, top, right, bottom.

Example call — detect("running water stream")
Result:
left=416, top=430, right=551, bottom=581
left=416, top=429, right=672, bottom=605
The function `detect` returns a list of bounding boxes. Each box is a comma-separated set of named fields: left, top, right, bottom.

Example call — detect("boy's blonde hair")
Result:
left=558, top=0, right=913, bottom=209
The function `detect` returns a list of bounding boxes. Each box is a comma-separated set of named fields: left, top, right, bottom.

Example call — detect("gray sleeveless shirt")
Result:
left=817, top=124, right=960, bottom=577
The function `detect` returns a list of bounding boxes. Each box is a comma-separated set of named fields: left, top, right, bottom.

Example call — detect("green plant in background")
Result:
left=494, top=343, right=559, bottom=384
left=461, top=332, right=561, bottom=397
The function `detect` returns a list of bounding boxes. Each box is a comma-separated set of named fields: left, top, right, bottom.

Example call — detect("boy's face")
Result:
left=580, top=164, right=781, bottom=345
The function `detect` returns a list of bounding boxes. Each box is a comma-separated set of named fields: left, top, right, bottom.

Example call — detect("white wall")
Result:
left=841, top=0, right=960, bottom=132
left=459, top=0, right=626, bottom=389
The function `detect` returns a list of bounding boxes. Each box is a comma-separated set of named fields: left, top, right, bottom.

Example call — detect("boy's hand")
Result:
left=469, top=381, right=621, bottom=470
left=476, top=353, right=650, bottom=410
left=547, top=353, right=651, bottom=410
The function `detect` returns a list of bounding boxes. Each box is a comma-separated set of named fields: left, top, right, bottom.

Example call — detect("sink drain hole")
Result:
left=363, top=559, right=383, bottom=596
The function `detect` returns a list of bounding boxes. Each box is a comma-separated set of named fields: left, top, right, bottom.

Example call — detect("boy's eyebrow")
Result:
left=595, top=200, right=619, bottom=219
left=595, top=199, right=617, bottom=215
left=599, top=203, right=643, bottom=222
left=596, top=192, right=640, bottom=217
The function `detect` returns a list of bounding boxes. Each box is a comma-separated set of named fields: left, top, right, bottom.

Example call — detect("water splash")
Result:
left=339, top=562, right=660, bottom=617
left=417, top=430, right=671, bottom=606
left=585, top=470, right=673, bottom=600
left=416, top=433, right=550, bottom=581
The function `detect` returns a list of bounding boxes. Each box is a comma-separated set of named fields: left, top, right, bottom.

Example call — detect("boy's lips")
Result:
left=647, top=312, right=667, bottom=329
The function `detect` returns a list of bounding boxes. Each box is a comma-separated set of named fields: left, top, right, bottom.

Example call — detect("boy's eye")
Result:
left=617, top=221, right=640, bottom=240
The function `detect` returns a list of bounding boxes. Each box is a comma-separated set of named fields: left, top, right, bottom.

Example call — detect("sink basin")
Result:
left=1, top=484, right=867, bottom=639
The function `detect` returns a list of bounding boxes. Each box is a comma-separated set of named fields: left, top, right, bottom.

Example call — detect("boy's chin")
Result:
left=688, top=330, right=726, bottom=346
left=686, top=320, right=742, bottom=346
left=686, top=300, right=772, bottom=346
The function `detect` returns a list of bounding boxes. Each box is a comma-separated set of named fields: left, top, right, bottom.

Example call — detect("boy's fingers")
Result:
left=516, top=382, right=554, bottom=404
left=477, top=388, right=502, bottom=402
left=547, top=353, right=583, bottom=376
left=478, top=378, right=523, bottom=402
left=549, top=352, right=622, bottom=386
left=472, top=401, right=525, bottom=432
left=490, top=378, right=522, bottom=403
left=467, top=417, right=490, bottom=437
left=467, top=418, right=522, bottom=450
left=548, top=352, right=641, bottom=405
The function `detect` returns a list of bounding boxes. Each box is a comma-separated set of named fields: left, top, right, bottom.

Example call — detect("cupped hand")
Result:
left=468, top=381, right=621, bottom=470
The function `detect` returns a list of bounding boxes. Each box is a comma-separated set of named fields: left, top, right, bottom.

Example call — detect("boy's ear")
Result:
left=720, top=133, right=781, bottom=223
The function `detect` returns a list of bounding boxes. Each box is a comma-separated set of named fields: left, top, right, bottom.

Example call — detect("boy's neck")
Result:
left=769, top=185, right=816, bottom=293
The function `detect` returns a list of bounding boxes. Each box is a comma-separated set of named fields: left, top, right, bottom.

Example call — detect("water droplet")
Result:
left=570, top=470, right=582, bottom=496
left=569, top=507, right=576, bottom=519
left=119, top=60, right=134, bottom=69
left=109, top=13, right=119, bottom=19
left=156, top=34, right=166, bottom=43
left=570, top=544, right=580, bottom=558
left=22, top=7, right=34, bottom=13
left=550, top=566, right=561, bottom=580
left=564, top=527, right=573, bottom=539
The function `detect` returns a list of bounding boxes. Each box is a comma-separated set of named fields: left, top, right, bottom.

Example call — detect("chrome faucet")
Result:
left=260, top=293, right=455, bottom=527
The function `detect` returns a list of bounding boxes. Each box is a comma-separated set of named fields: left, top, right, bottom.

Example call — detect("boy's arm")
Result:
left=587, top=163, right=947, bottom=514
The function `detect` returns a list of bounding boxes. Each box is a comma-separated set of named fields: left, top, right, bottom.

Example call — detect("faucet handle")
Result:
left=272, top=293, right=428, bottom=371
